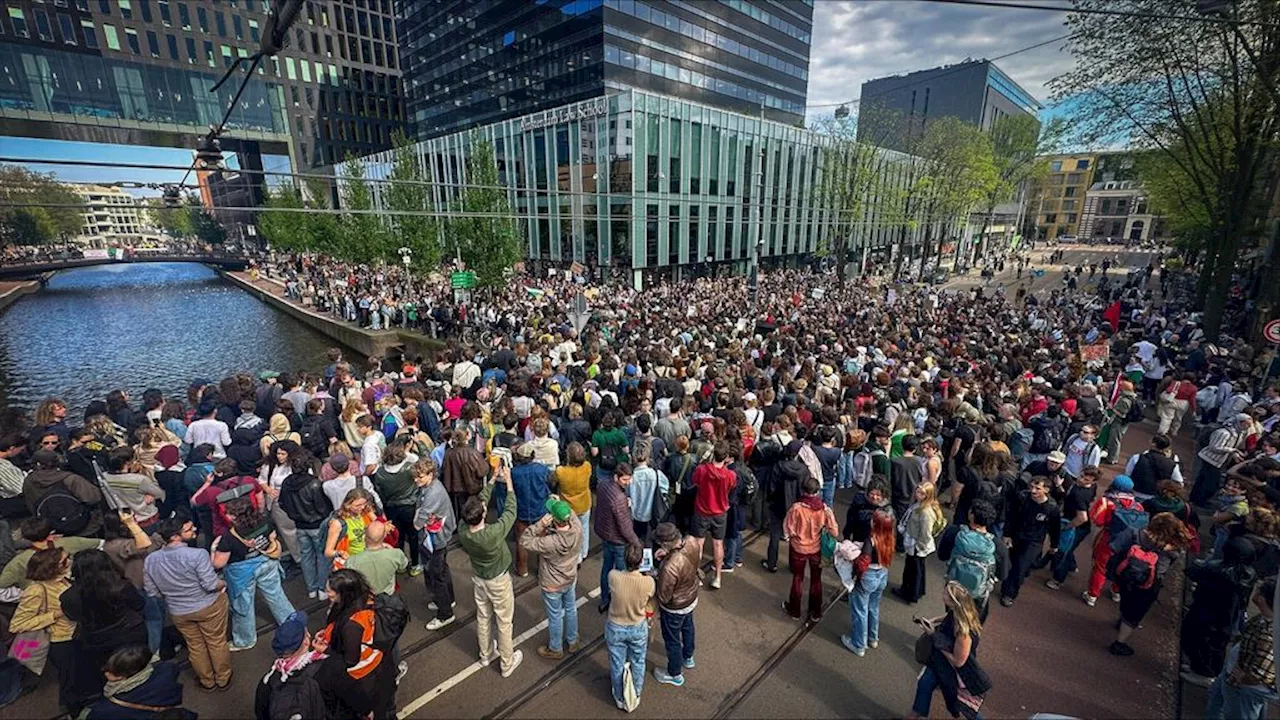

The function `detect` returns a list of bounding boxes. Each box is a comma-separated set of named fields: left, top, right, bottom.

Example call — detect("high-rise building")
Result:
left=856, top=59, right=1041, bottom=153
left=70, top=183, right=151, bottom=245
left=0, top=0, right=404, bottom=169
left=397, top=0, right=813, bottom=141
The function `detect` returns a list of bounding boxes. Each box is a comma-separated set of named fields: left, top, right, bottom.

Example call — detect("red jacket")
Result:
left=692, top=463, right=737, bottom=517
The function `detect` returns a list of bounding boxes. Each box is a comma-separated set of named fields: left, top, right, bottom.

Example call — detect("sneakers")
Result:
left=783, top=601, right=802, bottom=620
left=1111, top=591, right=1122, bottom=603
left=479, top=641, right=499, bottom=667
left=683, top=657, right=695, bottom=670
left=537, top=645, right=564, bottom=660
left=500, top=650, right=524, bottom=678
left=408, top=565, right=424, bottom=577
left=761, top=560, right=778, bottom=573
left=721, top=565, right=735, bottom=573
left=868, top=639, right=879, bottom=649
left=427, top=601, right=457, bottom=611
left=840, top=634, right=865, bottom=657
left=426, top=616, right=456, bottom=631
left=567, top=641, right=581, bottom=653
left=396, top=661, right=409, bottom=685
left=999, top=596, right=1014, bottom=607
left=1082, top=592, right=1097, bottom=607
left=653, top=669, right=685, bottom=687
left=735, top=561, right=744, bottom=568
left=709, top=575, right=722, bottom=590
left=229, top=642, right=255, bottom=652
left=1045, top=579, right=1062, bottom=590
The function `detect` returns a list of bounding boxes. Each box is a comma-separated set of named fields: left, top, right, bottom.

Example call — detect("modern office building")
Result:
left=856, top=59, right=1042, bottom=153
left=353, top=89, right=937, bottom=286
left=0, top=0, right=403, bottom=169
left=397, top=0, right=813, bottom=141
left=1030, top=153, right=1098, bottom=240
left=71, top=182, right=149, bottom=245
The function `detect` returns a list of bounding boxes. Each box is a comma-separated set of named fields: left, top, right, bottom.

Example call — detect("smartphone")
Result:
left=118, top=507, right=133, bottom=518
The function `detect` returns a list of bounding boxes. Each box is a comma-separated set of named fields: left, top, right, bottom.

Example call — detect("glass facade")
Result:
left=1, top=0, right=404, bottom=167
left=397, top=0, right=812, bottom=142
left=352, top=90, right=925, bottom=283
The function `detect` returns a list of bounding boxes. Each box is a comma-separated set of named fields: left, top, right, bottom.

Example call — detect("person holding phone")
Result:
left=458, top=461, right=523, bottom=677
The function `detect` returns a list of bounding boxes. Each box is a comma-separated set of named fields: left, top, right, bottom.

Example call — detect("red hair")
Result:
left=870, top=510, right=895, bottom=567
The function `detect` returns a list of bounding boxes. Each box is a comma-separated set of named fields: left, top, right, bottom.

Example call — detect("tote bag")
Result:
left=7, top=589, right=51, bottom=675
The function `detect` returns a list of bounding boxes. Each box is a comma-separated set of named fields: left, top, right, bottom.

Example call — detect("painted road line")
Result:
left=397, top=586, right=603, bottom=719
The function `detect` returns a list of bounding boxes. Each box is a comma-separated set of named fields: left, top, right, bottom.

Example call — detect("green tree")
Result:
left=0, top=165, right=84, bottom=246
left=338, top=153, right=390, bottom=263
left=974, top=115, right=1065, bottom=261
left=812, top=113, right=890, bottom=284
left=386, top=131, right=440, bottom=272
left=913, top=117, right=996, bottom=268
left=448, top=136, right=522, bottom=287
left=303, top=177, right=342, bottom=257
left=258, top=182, right=309, bottom=251
left=189, top=205, right=227, bottom=245
left=1049, top=0, right=1280, bottom=339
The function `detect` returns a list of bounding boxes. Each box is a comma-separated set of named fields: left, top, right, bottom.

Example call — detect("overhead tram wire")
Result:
left=923, top=0, right=1280, bottom=28
left=804, top=32, right=1072, bottom=110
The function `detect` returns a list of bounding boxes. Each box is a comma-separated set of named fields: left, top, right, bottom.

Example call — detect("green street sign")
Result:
left=451, top=271, right=477, bottom=289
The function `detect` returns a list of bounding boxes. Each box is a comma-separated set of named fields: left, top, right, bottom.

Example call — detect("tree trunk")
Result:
left=1201, top=223, right=1242, bottom=342
left=834, top=230, right=848, bottom=286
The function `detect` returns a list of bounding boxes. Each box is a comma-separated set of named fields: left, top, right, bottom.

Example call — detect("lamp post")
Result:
left=749, top=146, right=766, bottom=321
left=750, top=237, right=764, bottom=321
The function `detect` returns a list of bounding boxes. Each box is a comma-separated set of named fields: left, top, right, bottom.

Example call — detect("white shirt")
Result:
left=184, top=418, right=232, bottom=458
left=453, top=361, right=480, bottom=390
left=360, top=432, right=384, bottom=474
left=322, top=474, right=384, bottom=512
left=1132, top=340, right=1157, bottom=365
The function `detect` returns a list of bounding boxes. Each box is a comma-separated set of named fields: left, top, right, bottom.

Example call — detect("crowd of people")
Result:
left=0, top=243, right=1277, bottom=719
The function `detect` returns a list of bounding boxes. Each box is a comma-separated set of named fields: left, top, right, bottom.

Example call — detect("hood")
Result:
left=110, top=662, right=184, bottom=708
left=281, top=471, right=316, bottom=492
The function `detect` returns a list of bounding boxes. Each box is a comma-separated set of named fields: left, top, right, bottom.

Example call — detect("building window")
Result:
left=1066, top=213, right=1077, bottom=223
left=196, top=6, right=207, bottom=32
left=1049, top=160, right=1062, bottom=172
left=1076, top=159, right=1090, bottom=170
left=220, top=43, right=232, bottom=66
left=1044, top=213, right=1057, bottom=223
left=248, top=18, right=258, bottom=43
left=58, top=13, right=76, bottom=43
left=146, top=29, right=159, bottom=56
left=34, top=8, right=53, bottom=41
left=125, top=27, right=140, bottom=54
left=103, top=23, right=119, bottom=49
left=184, top=35, right=195, bottom=62
left=81, top=18, right=98, bottom=46
left=1066, top=172, right=1082, bottom=184
left=166, top=32, right=177, bottom=58
left=139, top=0, right=151, bottom=22
left=8, top=7, right=29, bottom=38
left=119, top=0, right=132, bottom=19
left=98, top=0, right=110, bottom=14
left=178, top=2, right=189, bottom=30
left=233, top=14, right=241, bottom=40
left=1064, top=186, right=1077, bottom=198
left=203, top=39, right=213, bottom=66
left=158, top=0, right=169, bottom=25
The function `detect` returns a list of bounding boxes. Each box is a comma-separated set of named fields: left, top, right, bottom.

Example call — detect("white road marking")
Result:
left=397, top=585, right=603, bottom=718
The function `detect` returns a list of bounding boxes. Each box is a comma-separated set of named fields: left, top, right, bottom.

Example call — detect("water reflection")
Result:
left=0, top=263, right=338, bottom=421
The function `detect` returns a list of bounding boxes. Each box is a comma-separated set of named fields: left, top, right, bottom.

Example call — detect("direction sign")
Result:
left=1264, top=318, right=1280, bottom=344
left=450, top=271, right=477, bottom=289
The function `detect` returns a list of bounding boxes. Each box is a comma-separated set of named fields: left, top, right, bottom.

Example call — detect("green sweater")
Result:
left=458, top=483, right=516, bottom=580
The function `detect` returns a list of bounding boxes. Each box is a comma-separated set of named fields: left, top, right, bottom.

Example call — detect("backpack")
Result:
left=598, top=440, right=624, bottom=472
left=1114, top=543, right=1158, bottom=590
left=300, top=416, right=329, bottom=457
left=1107, top=497, right=1148, bottom=538
left=947, top=527, right=997, bottom=600
left=1030, top=420, right=1061, bottom=454
left=1123, top=397, right=1145, bottom=424
left=372, top=592, right=410, bottom=649
left=850, top=450, right=873, bottom=489
left=265, top=662, right=327, bottom=720
left=736, top=465, right=759, bottom=504
left=1195, top=386, right=1219, bottom=411
left=1009, top=428, right=1034, bottom=461
left=35, top=484, right=90, bottom=536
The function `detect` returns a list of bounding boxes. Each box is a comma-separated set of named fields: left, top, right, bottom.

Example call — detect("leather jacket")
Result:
left=656, top=541, right=700, bottom=612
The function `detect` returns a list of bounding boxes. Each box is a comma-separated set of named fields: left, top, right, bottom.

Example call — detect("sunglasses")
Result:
left=40, top=439, right=59, bottom=446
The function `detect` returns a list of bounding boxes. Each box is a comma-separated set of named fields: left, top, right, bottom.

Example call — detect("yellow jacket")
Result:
left=10, top=578, right=75, bottom=643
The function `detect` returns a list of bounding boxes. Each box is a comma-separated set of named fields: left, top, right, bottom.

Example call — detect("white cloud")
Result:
left=805, top=0, right=1073, bottom=122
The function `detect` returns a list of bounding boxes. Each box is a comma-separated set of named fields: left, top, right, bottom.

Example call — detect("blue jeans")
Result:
left=912, top=665, right=985, bottom=720
left=822, top=478, right=835, bottom=507
left=599, top=542, right=627, bottom=607
left=577, top=510, right=591, bottom=562
left=605, top=621, right=648, bottom=704
left=723, top=535, right=744, bottom=570
left=1207, top=645, right=1280, bottom=719
left=144, top=594, right=166, bottom=653
left=1051, top=524, right=1088, bottom=582
left=659, top=609, right=695, bottom=677
left=296, top=527, right=330, bottom=595
left=848, top=566, right=888, bottom=650
left=225, top=556, right=296, bottom=647
left=542, top=585, right=579, bottom=653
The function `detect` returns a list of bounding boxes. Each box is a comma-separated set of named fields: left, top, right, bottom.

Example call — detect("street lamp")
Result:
left=398, top=246, right=412, bottom=270
left=750, top=237, right=764, bottom=321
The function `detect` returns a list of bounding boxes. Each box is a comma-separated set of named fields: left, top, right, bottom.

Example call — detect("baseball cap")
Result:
left=545, top=498, right=572, bottom=523
left=271, top=611, right=308, bottom=655
left=258, top=370, right=281, bottom=381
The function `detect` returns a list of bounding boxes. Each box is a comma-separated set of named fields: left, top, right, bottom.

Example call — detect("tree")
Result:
left=150, top=200, right=194, bottom=240
left=303, top=177, right=342, bottom=257
left=1049, top=0, right=1280, bottom=339
left=974, top=115, right=1065, bottom=262
left=258, top=182, right=309, bottom=251
left=338, top=153, right=391, bottom=263
left=0, top=165, right=84, bottom=246
left=812, top=113, right=889, bottom=284
left=913, top=117, right=997, bottom=269
left=448, top=136, right=522, bottom=287
left=385, top=130, right=440, bottom=272
left=189, top=205, right=227, bottom=245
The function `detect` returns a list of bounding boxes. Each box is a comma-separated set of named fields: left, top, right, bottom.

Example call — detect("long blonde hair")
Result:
left=944, top=581, right=982, bottom=638
left=916, top=481, right=942, bottom=522
left=341, top=399, right=367, bottom=424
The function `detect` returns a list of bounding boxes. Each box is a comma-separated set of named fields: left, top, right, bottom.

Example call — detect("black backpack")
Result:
left=1030, top=419, right=1061, bottom=454
left=598, top=441, right=624, bottom=472
left=265, top=663, right=327, bottom=720
left=1124, top=398, right=1146, bottom=424
left=373, top=592, right=410, bottom=649
left=35, top=484, right=90, bottom=536
left=735, top=465, right=759, bottom=504
left=300, top=416, right=329, bottom=457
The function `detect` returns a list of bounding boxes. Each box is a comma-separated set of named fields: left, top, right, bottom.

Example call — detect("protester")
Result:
left=605, top=544, right=655, bottom=711
left=595, top=463, right=643, bottom=614
left=412, top=457, right=457, bottom=630
left=1107, top=512, right=1193, bottom=656
left=907, top=581, right=988, bottom=720
left=10, top=547, right=89, bottom=714
left=518, top=497, right=582, bottom=660
left=457, top=462, right=523, bottom=677
left=316, top=569, right=398, bottom=718
left=841, top=509, right=894, bottom=657
left=1204, top=579, right=1277, bottom=719
left=80, top=646, right=194, bottom=719
left=61, top=548, right=147, bottom=687
left=278, top=450, right=335, bottom=600
left=783, top=475, right=839, bottom=620
left=345, top=520, right=407, bottom=596
left=553, top=442, right=594, bottom=564
left=896, top=480, right=944, bottom=604
left=254, top=611, right=326, bottom=720
left=652, top=521, right=699, bottom=687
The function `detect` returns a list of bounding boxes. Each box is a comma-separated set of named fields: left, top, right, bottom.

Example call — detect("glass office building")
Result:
left=355, top=89, right=926, bottom=285
left=398, top=0, right=812, bottom=141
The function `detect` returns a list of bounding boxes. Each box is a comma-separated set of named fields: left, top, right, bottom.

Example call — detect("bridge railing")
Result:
left=0, top=249, right=251, bottom=268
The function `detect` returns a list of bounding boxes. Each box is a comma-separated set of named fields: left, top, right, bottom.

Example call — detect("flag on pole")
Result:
left=1109, top=371, right=1124, bottom=406
left=1102, top=300, right=1121, bottom=332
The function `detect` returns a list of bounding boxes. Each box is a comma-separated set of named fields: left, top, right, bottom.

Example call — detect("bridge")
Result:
left=0, top=253, right=251, bottom=280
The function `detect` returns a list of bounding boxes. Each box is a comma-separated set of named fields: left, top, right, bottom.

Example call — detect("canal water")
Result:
left=0, top=263, right=338, bottom=420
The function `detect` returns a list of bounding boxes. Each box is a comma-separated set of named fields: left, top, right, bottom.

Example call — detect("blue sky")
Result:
left=0, top=137, right=237, bottom=196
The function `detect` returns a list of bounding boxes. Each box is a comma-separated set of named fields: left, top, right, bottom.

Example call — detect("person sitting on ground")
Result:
left=81, top=645, right=195, bottom=719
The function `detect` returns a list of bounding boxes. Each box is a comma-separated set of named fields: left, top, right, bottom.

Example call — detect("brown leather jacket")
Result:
left=442, top=445, right=487, bottom=496
left=656, top=540, right=700, bottom=612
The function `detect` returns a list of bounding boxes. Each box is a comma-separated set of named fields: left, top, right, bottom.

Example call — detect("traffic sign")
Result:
left=1264, top=319, right=1280, bottom=344
left=450, top=271, right=477, bottom=289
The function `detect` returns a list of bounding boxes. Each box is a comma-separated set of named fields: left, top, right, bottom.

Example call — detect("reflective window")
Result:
left=103, top=23, right=119, bottom=49
left=8, top=7, right=28, bottom=38
left=58, top=13, right=76, bottom=44
left=34, top=8, right=52, bottom=41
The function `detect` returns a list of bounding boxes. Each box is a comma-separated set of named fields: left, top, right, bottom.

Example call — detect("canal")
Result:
left=0, top=263, right=342, bottom=419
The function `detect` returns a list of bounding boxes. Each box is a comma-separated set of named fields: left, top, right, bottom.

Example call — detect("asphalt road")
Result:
left=11, top=245, right=1185, bottom=719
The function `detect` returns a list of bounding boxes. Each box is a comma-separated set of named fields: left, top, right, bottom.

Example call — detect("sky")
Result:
left=805, top=0, right=1078, bottom=124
